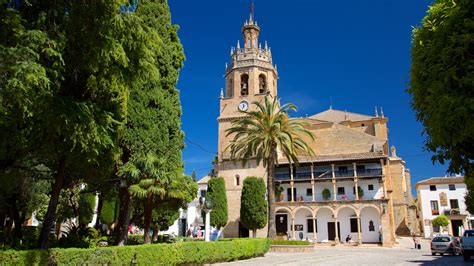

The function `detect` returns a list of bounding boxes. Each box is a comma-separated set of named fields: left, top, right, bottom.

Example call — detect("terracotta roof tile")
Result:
left=278, top=152, right=387, bottom=164
left=416, top=176, right=465, bottom=186
left=309, top=109, right=374, bottom=122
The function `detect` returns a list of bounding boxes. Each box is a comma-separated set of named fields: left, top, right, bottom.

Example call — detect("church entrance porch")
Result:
left=274, top=200, right=391, bottom=245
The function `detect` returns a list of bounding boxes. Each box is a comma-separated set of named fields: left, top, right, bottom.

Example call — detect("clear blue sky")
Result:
left=168, top=0, right=448, bottom=193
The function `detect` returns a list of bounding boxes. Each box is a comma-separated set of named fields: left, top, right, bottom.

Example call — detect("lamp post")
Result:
left=200, top=197, right=214, bottom=242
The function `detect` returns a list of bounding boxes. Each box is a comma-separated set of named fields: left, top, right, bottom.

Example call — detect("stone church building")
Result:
left=215, top=11, right=416, bottom=246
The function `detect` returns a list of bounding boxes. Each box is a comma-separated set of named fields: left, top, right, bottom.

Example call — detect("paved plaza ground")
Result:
left=218, top=237, right=472, bottom=265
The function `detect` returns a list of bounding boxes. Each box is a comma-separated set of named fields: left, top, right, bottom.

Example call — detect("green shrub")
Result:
left=322, top=188, right=331, bottom=200
left=78, top=193, right=97, bottom=227
left=0, top=238, right=270, bottom=265
left=270, top=240, right=311, bottom=246
left=240, top=177, right=267, bottom=237
left=204, top=177, right=228, bottom=228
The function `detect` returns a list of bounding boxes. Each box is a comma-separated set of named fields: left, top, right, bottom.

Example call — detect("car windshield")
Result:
left=433, top=237, right=451, bottom=242
left=465, top=231, right=474, bottom=237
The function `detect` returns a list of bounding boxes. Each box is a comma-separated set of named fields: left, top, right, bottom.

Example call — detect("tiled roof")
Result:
left=302, top=123, right=387, bottom=155
left=278, top=152, right=387, bottom=164
left=309, top=109, right=375, bottom=122
left=197, top=175, right=210, bottom=185
left=416, top=176, right=464, bottom=186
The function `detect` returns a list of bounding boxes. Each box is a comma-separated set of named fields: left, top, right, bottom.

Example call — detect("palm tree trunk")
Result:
left=143, top=194, right=154, bottom=244
left=38, top=158, right=66, bottom=249
left=266, top=150, right=277, bottom=238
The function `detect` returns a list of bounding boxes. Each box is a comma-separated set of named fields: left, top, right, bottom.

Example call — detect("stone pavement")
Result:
left=216, top=237, right=471, bottom=265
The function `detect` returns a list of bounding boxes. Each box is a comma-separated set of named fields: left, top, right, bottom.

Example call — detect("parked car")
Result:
left=461, top=230, right=474, bottom=261
left=431, top=235, right=461, bottom=256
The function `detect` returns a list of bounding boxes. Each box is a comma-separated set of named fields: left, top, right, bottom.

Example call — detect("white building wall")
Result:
left=418, top=183, right=469, bottom=238
left=360, top=207, right=381, bottom=243
left=315, top=208, right=333, bottom=242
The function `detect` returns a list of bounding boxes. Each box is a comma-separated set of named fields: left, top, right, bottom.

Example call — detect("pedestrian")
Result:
left=346, top=235, right=352, bottom=243
left=197, top=227, right=202, bottom=238
left=412, top=232, right=418, bottom=249
left=193, top=226, right=198, bottom=238
left=187, top=226, right=193, bottom=237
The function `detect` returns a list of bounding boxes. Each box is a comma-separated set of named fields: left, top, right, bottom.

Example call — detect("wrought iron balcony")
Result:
left=294, top=172, right=312, bottom=180
left=334, top=170, right=354, bottom=178
left=357, top=168, right=383, bottom=177
left=275, top=173, right=291, bottom=181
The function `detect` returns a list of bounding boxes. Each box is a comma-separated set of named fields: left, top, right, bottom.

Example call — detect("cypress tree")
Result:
left=240, top=177, right=268, bottom=237
left=204, top=177, right=228, bottom=229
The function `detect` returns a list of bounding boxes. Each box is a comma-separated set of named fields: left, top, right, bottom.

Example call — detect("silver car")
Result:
left=431, top=235, right=462, bottom=256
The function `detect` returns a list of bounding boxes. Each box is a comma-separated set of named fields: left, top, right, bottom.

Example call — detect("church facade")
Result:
left=216, top=12, right=416, bottom=246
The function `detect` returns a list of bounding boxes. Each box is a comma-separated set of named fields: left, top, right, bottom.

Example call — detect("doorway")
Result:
left=287, top=188, right=296, bottom=202
left=179, top=218, right=187, bottom=237
left=239, top=222, right=249, bottom=238
left=276, top=214, right=288, bottom=235
left=451, top=220, right=463, bottom=237
left=327, top=222, right=341, bottom=241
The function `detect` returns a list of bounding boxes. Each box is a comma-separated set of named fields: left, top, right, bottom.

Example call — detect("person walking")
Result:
left=412, top=232, right=419, bottom=249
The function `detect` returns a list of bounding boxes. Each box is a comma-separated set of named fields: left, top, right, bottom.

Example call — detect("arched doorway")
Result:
left=337, top=206, right=358, bottom=243
left=360, top=206, right=381, bottom=243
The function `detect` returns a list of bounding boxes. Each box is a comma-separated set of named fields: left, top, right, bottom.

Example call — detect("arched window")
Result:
left=258, top=74, right=267, bottom=94
left=240, top=74, right=249, bottom=96
left=369, top=220, right=375, bottom=231
left=235, top=174, right=240, bottom=186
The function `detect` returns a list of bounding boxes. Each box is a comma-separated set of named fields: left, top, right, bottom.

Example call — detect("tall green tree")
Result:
left=240, top=177, right=267, bottom=238
left=226, top=96, right=314, bottom=238
left=113, top=0, right=185, bottom=246
left=1, top=1, right=143, bottom=248
left=409, top=0, right=473, bottom=210
left=203, top=177, right=228, bottom=229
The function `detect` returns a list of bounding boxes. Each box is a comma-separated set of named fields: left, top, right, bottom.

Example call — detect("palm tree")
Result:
left=120, top=153, right=168, bottom=244
left=226, top=96, right=315, bottom=238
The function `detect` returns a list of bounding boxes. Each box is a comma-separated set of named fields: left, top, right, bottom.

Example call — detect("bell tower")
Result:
left=216, top=4, right=277, bottom=238
left=217, top=7, right=279, bottom=161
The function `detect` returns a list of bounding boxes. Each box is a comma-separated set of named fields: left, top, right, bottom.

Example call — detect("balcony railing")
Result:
left=294, top=172, right=312, bottom=180
left=275, top=169, right=383, bottom=181
left=443, top=209, right=461, bottom=216
left=334, top=171, right=354, bottom=178
left=357, top=168, right=382, bottom=177
left=275, top=173, right=290, bottom=181
left=432, top=209, right=440, bottom=215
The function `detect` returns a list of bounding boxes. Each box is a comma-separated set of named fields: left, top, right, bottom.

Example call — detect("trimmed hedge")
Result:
left=0, top=238, right=269, bottom=265
left=270, top=240, right=311, bottom=246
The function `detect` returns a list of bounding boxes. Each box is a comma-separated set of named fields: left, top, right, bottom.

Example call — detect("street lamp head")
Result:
left=204, top=197, right=214, bottom=210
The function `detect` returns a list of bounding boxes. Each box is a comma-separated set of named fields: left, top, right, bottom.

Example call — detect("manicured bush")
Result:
left=270, top=240, right=311, bottom=246
left=204, top=177, right=228, bottom=228
left=240, top=177, right=268, bottom=237
left=0, top=238, right=270, bottom=265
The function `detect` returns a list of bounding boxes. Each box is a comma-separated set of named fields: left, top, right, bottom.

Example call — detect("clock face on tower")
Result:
left=238, top=101, right=249, bottom=111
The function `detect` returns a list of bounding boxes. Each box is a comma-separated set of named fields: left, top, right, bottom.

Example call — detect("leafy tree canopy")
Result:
left=432, top=215, right=449, bottom=227
left=409, top=0, right=473, bottom=176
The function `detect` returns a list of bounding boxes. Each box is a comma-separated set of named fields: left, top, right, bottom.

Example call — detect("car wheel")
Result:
left=463, top=253, right=470, bottom=261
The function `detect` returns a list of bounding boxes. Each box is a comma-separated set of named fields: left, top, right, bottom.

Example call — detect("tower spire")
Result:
left=249, top=0, right=255, bottom=22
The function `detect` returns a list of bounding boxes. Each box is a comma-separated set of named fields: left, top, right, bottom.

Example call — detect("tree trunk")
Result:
left=143, top=194, right=154, bottom=244
left=11, top=204, right=23, bottom=247
left=266, top=149, right=277, bottom=239
left=115, top=186, right=132, bottom=246
left=38, top=158, right=66, bottom=249
left=252, top=229, right=257, bottom=238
